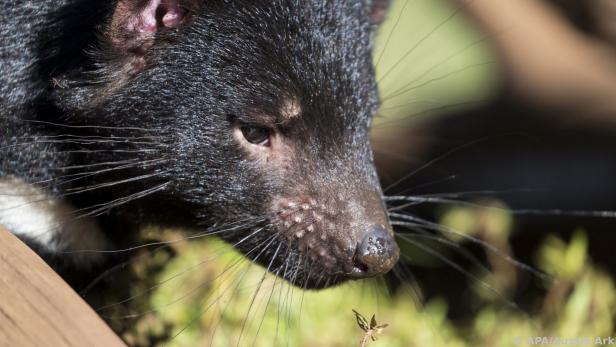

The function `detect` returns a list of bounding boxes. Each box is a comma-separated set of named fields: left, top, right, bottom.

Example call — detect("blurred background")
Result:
left=89, top=0, right=616, bottom=345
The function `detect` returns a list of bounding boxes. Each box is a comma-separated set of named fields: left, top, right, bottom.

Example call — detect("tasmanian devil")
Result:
left=0, top=0, right=399, bottom=289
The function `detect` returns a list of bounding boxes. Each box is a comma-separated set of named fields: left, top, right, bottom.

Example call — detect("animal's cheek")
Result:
left=232, top=128, right=296, bottom=169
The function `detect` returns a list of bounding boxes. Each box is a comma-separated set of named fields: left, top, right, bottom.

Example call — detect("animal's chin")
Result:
left=241, top=243, right=354, bottom=290
left=279, top=271, right=348, bottom=290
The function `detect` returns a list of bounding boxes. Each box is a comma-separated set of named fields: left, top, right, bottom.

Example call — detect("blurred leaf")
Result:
left=538, top=230, right=588, bottom=281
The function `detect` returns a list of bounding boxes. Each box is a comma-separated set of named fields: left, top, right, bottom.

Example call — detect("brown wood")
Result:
left=0, top=227, right=126, bottom=347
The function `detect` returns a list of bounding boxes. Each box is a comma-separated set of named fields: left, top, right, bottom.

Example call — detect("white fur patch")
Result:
left=0, top=177, right=108, bottom=264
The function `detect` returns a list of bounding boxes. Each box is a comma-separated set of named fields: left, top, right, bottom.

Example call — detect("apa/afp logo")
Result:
left=513, top=336, right=615, bottom=346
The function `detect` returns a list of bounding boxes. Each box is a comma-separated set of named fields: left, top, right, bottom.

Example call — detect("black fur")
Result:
left=1, top=0, right=395, bottom=289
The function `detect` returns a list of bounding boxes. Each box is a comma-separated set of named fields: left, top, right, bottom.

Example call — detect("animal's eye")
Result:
left=240, top=125, right=271, bottom=146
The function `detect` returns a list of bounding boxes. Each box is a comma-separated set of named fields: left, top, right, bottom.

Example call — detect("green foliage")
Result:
left=537, top=230, right=588, bottom=281
left=110, top=221, right=615, bottom=347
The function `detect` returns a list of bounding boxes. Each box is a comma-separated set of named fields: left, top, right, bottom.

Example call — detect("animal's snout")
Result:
left=272, top=191, right=399, bottom=286
left=351, top=224, right=399, bottom=278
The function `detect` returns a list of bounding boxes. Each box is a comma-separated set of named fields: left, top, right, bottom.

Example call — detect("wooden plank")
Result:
left=0, top=227, right=126, bottom=347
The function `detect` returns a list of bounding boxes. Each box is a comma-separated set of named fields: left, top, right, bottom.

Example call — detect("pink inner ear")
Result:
left=125, top=0, right=186, bottom=34
left=161, top=0, right=186, bottom=27
left=110, top=0, right=189, bottom=71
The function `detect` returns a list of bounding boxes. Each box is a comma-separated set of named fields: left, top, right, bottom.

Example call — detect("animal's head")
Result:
left=56, top=0, right=398, bottom=288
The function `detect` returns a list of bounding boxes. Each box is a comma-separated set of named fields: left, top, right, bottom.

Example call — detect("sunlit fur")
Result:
left=1, top=0, right=396, bottom=288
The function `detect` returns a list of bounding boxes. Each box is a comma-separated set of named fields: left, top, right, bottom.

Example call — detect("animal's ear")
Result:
left=369, top=0, right=391, bottom=25
left=107, top=0, right=201, bottom=71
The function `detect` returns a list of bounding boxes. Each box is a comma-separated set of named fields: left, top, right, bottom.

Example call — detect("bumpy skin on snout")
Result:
left=0, top=0, right=398, bottom=289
